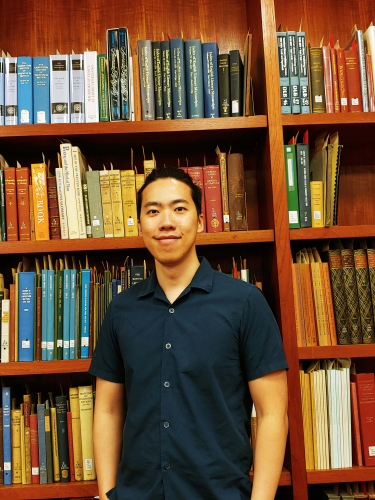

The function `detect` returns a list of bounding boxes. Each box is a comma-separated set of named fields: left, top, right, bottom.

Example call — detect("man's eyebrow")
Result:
left=143, top=198, right=189, bottom=208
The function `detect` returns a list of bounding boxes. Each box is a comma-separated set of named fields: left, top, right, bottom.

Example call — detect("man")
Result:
left=89, top=167, right=289, bottom=500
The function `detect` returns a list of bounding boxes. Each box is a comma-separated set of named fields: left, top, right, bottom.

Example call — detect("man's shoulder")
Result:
left=211, top=269, right=259, bottom=297
left=111, top=276, right=151, bottom=306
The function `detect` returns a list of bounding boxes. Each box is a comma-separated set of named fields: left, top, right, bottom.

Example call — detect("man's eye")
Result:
left=147, top=209, right=158, bottom=215
left=176, top=206, right=187, bottom=212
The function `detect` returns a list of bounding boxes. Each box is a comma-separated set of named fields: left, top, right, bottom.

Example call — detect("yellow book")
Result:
left=310, top=262, right=329, bottom=346
left=20, top=408, right=26, bottom=484
left=121, top=170, right=139, bottom=237
left=330, top=132, right=339, bottom=225
left=50, top=407, right=60, bottom=482
left=78, top=385, right=96, bottom=480
left=144, top=154, right=156, bottom=178
left=69, top=387, right=83, bottom=481
left=307, top=362, right=319, bottom=470
left=28, top=185, right=35, bottom=240
left=300, top=370, right=310, bottom=468
left=99, top=169, right=114, bottom=237
left=31, top=163, right=50, bottom=240
left=310, top=181, right=324, bottom=228
left=304, top=372, right=315, bottom=469
left=135, top=173, right=145, bottom=193
left=11, top=408, right=22, bottom=483
left=108, top=169, right=125, bottom=237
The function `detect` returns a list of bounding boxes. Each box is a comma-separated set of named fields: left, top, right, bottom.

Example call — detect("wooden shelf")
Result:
left=0, top=230, right=275, bottom=255
left=307, top=466, right=375, bottom=484
left=298, top=344, right=375, bottom=359
left=282, top=113, right=375, bottom=127
left=0, top=359, right=91, bottom=376
left=290, top=225, right=375, bottom=240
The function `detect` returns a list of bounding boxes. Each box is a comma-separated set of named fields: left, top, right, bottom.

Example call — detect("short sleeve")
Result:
left=88, top=300, right=125, bottom=383
left=239, top=286, right=289, bottom=382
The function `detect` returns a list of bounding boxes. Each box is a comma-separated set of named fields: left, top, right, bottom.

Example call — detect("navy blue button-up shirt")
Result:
left=89, top=257, right=288, bottom=500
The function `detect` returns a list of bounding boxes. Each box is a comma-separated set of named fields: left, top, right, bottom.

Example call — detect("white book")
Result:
left=330, top=369, right=340, bottom=469
left=364, top=26, right=375, bottom=101
left=5, top=57, right=18, bottom=125
left=50, top=55, right=70, bottom=123
left=313, top=371, right=323, bottom=470
left=60, top=143, right=79, bottom=239
left=325, top=362, right=335, bottom=468
left=338, top=368, right=346, bottom=468
left=1, top=299, right=10, bottom=362
left=320, top=370, right=330, bottom=469
left=70, top=54, right=85, bottom=123
left=334, top=369, right=342, bottom=468
left=84, top=51, right=99, bottom=123
left=56, top=167, right=69, bottom=239
left=71, top=146, right=87, bottom=238
left=129, top=56, right=135, bottom=121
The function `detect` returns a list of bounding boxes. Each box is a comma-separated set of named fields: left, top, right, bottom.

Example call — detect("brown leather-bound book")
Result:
left=9, top=283, right=15, bottom=362
left=23, top=395, right=32, bottom=484
left=366, top=54, right=375, bottom=112
left=188, top=167, right=207, bottom=233
left=350, top=381, right=363, bottom=467
left=203, top=166, right=223, bottom=233
left=227, top=153, right=247, bottom=231
left=309, top=47, right=326, bottom=113
left=15, top=166, right=31, bottom=241
left=341, top=249, right=361, bottom=344
left=345, top=48, right=363, bottom=112
left=47, top=177, right=61, bottom=240
left=89, top=280, right=94, bottom=358
left=354, top=248, right=375, bottom=343
left=336, top=47, right=349, bottom=112
left=322, top=45, right=334, bottom=113
left=330, top=47, right=340, bottom=112
left=4, top=167, right=18, bottom=241
left=132, top=54, right=142, bottom=122
left=215, top=148, right=230, bottom=232
left=36, top=286, right=42, bottom=361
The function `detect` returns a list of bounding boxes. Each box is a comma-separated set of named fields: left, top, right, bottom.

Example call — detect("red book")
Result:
left=330, top=47, right=340, bottom=112
left=47, top=177, right=61, bottom=240
left=350, top=381, right=364, bottom=466
left=30, top=413, right=40, bottom=484
left=36, top=286, right=42, bottom=361
left=351, top=373, right=375, bottom=466
left=322, top=45, right=334, bottom=113
left=203, top=166, right=223, bottom=233
left=337, top=48, right=349, bottom=112
left=15, top=166, right=31, bottom=241
left=345, top=48, right=363, bottom=112
left=9, top=284, right=15, bottom=362
left=67, top=411, right=75, bottom=482
left=4, top=167, right=18, bottom=240
left=188, top=166, right=207, bottom=233
left=366, top=54, right=375, bottom=112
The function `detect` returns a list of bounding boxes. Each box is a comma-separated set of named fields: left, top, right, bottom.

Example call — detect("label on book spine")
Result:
left=70, top=55, right=85, bottom=123
left=50, top=56, right=70, bottom=123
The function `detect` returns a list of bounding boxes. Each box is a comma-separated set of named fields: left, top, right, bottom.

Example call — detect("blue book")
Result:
left=112, top=278, right=118, bottom=298
left=37, top=403, right=47, bottom=484
left=33, top=57, right=50, bottom=124
left=0, top=57, right=4, bottom=125
left=170, top=38, right=187, bottom=119
left=70, top=269, right=77, bottom=359
left=2, top=387, right=11, bottom=484
left=17, top=56, right=33, bottom=124
left=296, top=32, right=310, bottom=114
left=47, top=270, right=55, bottom=361
left=277, top=32, right=291, bottom=114
left=184, top=40, right=204, bottom=119
left=202, top=42, right=219, bottom=118
left=41, top=269, right=48, bottom=360
left=80, top=269, right=91, bottom=359
left=18, top=271, right=36, bottom=361
left=286, top=32, right=300, bottom=114
left=63, top=269, right=70, bottom=360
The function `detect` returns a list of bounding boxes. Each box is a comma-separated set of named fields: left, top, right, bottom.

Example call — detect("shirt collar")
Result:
left=137, top=256, right=214, bottom=299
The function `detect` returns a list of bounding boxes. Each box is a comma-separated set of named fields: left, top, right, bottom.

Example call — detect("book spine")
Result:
left=99, top=170, right=114, bottom=237
left=341, top=249, right=362, bottom=344
left=4, top=167, right=18, bottom=240
left=37, top=403, right=47, bottom=484
left=203, top=166, right=223, bottom=232
left=229, top=49, right=243, bottom=117
left=188, top=167, right=206, bottom=232
left=326, top=250, right=350, bottom=345
left=31, top=164, right=49, bottom=240
left=322, top=45, right=334, bottom=113
left=18, top=272, right=35, bottom=361
left=292, top=264, right=306, bottom=346
left=70, top=269, right=77, bottom=359
left=277, top=33, right=291, bottom=113
left=74, top=281, right=80, bottom=359
left=170, top=38, right=187, bottom=119
left=78, top=386, right=96, bottom=480
left=81, top=269, right=90, bottom=359
left=161, top=41, right=172, bottom=120
left=287, top=32, right=300, bottom=114
left=107, top=29, right=121, bottom=121
left=330, top=47, right=341, bottom=112
left=41, top=270, right=47, bottom=360
left=97, top=55, right=110, bottom=122
left=50, top=55, right=70, bottom=123
left=47, top=176, right=61, bottom=240
left=50, top=407, right=59, bottom=482
left=322, top=263, right=337, bottom=345
left=120, top=170, right=138, bottom=237
left=86, top=170, right=104, bottom=238
left=70, top=54, right=85, bottom=123
left=67, top=412, right=75, bottom=481
left=352, top=373, right=375, bottom=466
left=310, top=263, right=328, bottom=345
left=108, top=170, right=124, bottom=237
left=71, top=147, right=87, bottom=239
left=310, top=181, right=324, bottom=228
left=296, top=32, right=310, bottom=113
left=300, top=264, right=318, bottom=346
left=1, top=299, right=10, bottom=362
left=0, top=170, right=6, bottom=240
left=55, top=168, right=69, bottom=239
left=129, top=50, right=135, bottom=121
left=336, top=48, right=349, bottom=112
left=33, top=57, right=50, bottom=124
left=366, top=54, right=375, bottom=112
left=367, top=249, right=375, bottom=332
left=55, top=396, right=70, bottom=482
left=132, top=54, right=142, bottom=121
left=152, top=41, right=164, bottom=120
left=69, top=387, right=83, bottom=481
left=30, top=414, right=39, bottom=483
left=63, top=269, right=70, bottom=359
left=284, top=145, right=300, bottom=228
left=9, top=284, right=15, bottom=361
left=216, top=153, right=230, bottom=231
left=5, top=57, right=18, bottom=125
left=202, top=43, right=219, bottom=117
left=118, top=29, right=130, bottom=120
left=350, top=381, right=364, bottom=467
left=47, top=270, right=55, bottom=361
left=60, top=144, right=80, bottom=239
left=309, top=47, right=326, bottom=113
left=138, top=40, right=155, bottom=120
left=17, top=56, right=33, bottom=124
left=345, top=49, right=363, bottom=112
left=36, top=285, right=42, bottom=361
left=356, top=30, right=369, bottom=112
left=23, top=400, right=31, bottom=484
left=0, top=58, right=4, bottom=125
left=227, top=153, right=247, bottom=230
left=296, top=144, right=312, bottom=228
left=11, top=409, right=22, bottom=483
left=89, top=280, right=94, bottom=358
left=56, top=270, right=64, bottom=360
left=354, top=249, right=375, bottom=343
left=81, top=179, right=92, bottom=238
left=218, top=54, right=230, bottom=117
left=2, top=389, right=11, bottom=484
left=185, top=40, right=204, bottom=119
left=84, top=51, right=99, bottom=123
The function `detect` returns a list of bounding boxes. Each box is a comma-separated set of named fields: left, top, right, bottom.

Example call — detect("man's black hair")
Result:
left=137, top=167, right=202, bottom=218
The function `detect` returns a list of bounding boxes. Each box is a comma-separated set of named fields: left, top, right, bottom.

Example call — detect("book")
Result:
left=84, top=51, right=99, bottom=123
left=336, top=47, right=349, bottom=112
left=78, top=386, right=96, bottom=480
left=118, top=29, right=130, bottom=121
left=107, top=29, right=121, bottom=121
left=16, top=166, right=31, bottom=240
left=309, top=47, right=326, bottom=113
left=60, top=143, right=79, bottom=239
left=296, top=141, right=312, bottom=228
left=284, top=145, right=299, bottom=229
left=17, top=56, right=33, bottom=124
left=44, top=402, right=53, bottom=483
left=243, top=31, right=253, bottom=116
left=277, top=31, right=291, bottom=114
left=71, top=146, right=88, bottom=239
left=50, top=403, right=60, bottom=482
left=121, top=170, right=138, bottom=237
left=1, top=299, right=10, bottom=362
left=69, top=387, right=83, bottom=481
left=292, top=263, right=306, bottom=346
left=310, top=133, right=328, bottom=225
left=70, top=54, right=85, bottom=123
left=188, top=166, right=207, bottom=233
left=152, top=41, right=164, bottom=120
left=37, top=402, right=47, bottom=484
left=47, top=176, right=61, bottom=240
left=63, top=268, right=70, bottom=360
left=322, top=45, right=334, bottom=113
left=170, top=38, right=187, bottom=119
left=5, top=57, right=18, bottom=125
left=50, top=55, right=70, bottom=123
left=229, top=49, right=243, bottom=117
left=351, top=373, right=375, bottom=466
left=18, top=272, right=35, bottom=361
left=138, top=39, right=155, bottom=120
left=4, top=167, right=18, bottom=240
left=185, top=39, right=204, bottom=119
left=29, top=412, right=39, bottom=484
left=354, top=249, right=375, bottom=343
left=108, top=168, right=124, bottom=237
left=33, top=57, right=50, bottom=124
left=161, top=40, right=173, bottom=120
left=203, top=166, right=223, bottom=232
left=86, top=170, right=104, bottom=238
left=345, top=48, right=363, bottom=112
left=227, top=153, right=247, bottom=231
left=215, top=148, right=230, bottom=231
left=81, top=179, right=92, bottom=238
left=70, top=269, right=77, bottom=359
left=296, top=31, right=310, bottom=113
left=287, top=31, right=301, bottom=114
left=218, top=54, right=230, bottom=117
left=47, top=268, right=55, bottom=361
left=350, top=381, right=363, bottom=467
left=9, top=284, right=15, bottom=362
left=299, top=263, right=318, bottom=346
left=11, top=408, right=22, bottom=483
left=97, top=54, right=110, bottom=122
left=31, top=163, right=50, bottom=241
left=366, top=54, right=375, bottom=112
left=99, top=169, right=114, bottom=237
left=55, top=396, right=70, bottom=482
left=356, top=30, right=369, bottom=112
left=81, top=269, right=91, bottom=359
left=341, top=248, right=362, bottom=344
left=55, top=168, right=69, bottom=239
left=330, top=43, right=340, bottom=112
left=56, top=266, right=64, bottom=360
left=0, top=170, right=6, bottom=240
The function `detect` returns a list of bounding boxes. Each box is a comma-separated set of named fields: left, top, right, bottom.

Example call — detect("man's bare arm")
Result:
left=93, top=378, right=126, bottom=500
left=248, top=369, right=288, bottom=500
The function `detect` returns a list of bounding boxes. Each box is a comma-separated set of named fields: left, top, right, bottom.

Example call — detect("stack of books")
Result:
left=319, top=482, right=375, bottom=499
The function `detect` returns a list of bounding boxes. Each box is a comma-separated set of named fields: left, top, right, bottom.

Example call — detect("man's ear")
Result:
left=197, top=213, right=204, bottom=234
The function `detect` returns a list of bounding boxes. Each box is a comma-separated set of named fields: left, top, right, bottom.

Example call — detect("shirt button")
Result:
left=164, top=421, right=170, bottom=428
left=165, top=343, right=171, bottom=349
left=169, top=308, right=174, bottom=314
left=165, top=463, right=171, bottom=470
left=164, top=381, right=170, bottom=388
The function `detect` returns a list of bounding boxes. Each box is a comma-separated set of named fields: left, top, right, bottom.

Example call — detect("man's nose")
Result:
left=159, top=210, right=176, bottom=230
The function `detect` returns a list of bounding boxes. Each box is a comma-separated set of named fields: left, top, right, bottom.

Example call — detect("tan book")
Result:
left=50, top=406, right=60, bottom=482
left=322, top=262, right=338, bottom=345
left=71, top=146, right=88, bottom=239
left=20, top=408, right=26, bottom=484
left=60, top=144, right=80, bottom=239
left=31, top=164, right=50, bottom=241
left=215, top=147, right=230, bottom=232
left=300, top=371, right=310, bottom=468
left=12, top=408, right=22, bottom=483
left=135, top=173, right=145, bottom=193
left=307, top=362, right=319, bottom=470
left=99, top=169, right=114, bottom=237
left=132, top=54, right=142, bottom=122
left=69, top=387, right=83, bottom=481
left=304, top=372, right=315, bottom=469
left=310, top=262, right=329, bottom=346
left=108, top=169, right=125, bottom=237
left=78, top=385, right=96, bottom=480
left=299, top=263, right=318, bottom=346
left=121, top=170, right=139, bottom=237
left=310, top=181, right=324, bottom=228
left=144, top=152, right=156, bottom=178
left=23, top=394, right=32, bottom=484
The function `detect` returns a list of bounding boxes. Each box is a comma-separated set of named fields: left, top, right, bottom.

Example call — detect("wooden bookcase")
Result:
left=1, top=0, right=375, bottom=499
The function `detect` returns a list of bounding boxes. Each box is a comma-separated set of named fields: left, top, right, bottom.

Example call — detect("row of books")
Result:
left=277, top=24, right=375, bottom=114
left=284, top=131, right=342, bottom=229
left=292, top=243, right=375, bottom=346
left=0, top=255, right=146, bottom=363
left=0, top=385, right=95, bottom=485
left=0, top=145, right=248, bottom=242
left=319, top=482, right=375, bottom=500
left=299, top=360, right=375, bottom=470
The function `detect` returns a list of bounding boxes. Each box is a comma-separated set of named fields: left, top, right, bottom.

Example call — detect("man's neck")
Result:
left=155, top=250, right=200, bottom=304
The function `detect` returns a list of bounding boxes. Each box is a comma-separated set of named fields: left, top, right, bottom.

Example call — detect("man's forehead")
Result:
left=141, top=178, right=193, bottom=204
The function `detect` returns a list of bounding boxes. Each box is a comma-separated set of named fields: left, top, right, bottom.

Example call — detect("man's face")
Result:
left=138, top=178, right=204, bottom=266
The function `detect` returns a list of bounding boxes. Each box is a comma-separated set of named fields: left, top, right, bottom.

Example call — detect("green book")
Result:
left=86, top=170, right=104, bottom=239
left=97, top=54, right=110, bottom=122
left=284, top=145, right=300, bottom=228
left=57, top=270, right=64, bottom=360
left=82, top=179, right=92, bottom=238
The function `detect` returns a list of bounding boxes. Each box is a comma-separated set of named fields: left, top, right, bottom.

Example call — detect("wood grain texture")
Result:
left=283, top=113, right=375, bottom=126
left=307, top=466, right=375, bottom=484
left=0, top=359, right=91, bottom=376
left=290, top=225, right=375, bottom=240
left=299, top=344, right=375, bottom=359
